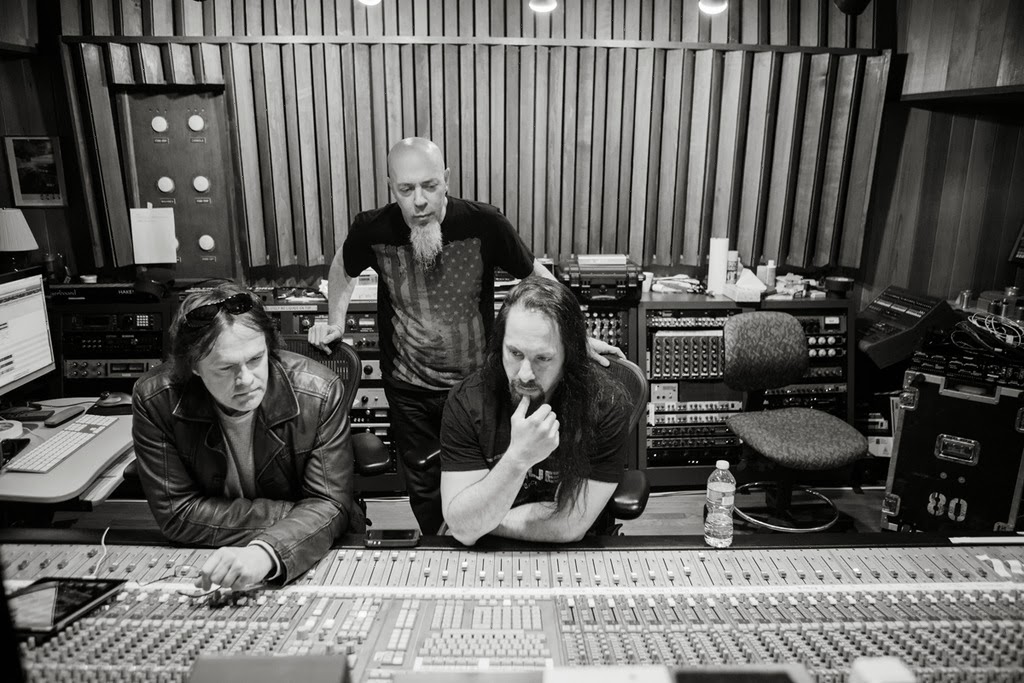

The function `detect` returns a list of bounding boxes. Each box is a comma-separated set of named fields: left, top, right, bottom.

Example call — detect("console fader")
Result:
left=4, top=540, right=1023, bottom=682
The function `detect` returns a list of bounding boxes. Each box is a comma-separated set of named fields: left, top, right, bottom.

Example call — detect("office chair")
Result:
left=406, top=354, right=651, bottom=536
left=122, top=343, right=391, bottom=520
left=722, top=311, right=867, bottom=532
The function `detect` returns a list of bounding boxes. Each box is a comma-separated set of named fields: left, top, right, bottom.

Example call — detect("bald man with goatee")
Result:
left=309, top=137, right=619, bottom=534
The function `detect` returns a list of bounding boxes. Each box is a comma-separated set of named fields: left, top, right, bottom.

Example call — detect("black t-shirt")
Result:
left=440, top=371, right=630, bottom=509
left=343, top=197, right=535, bottom=391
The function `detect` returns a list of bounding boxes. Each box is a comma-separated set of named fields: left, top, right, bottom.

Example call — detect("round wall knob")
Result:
left=192, top=176, right=210, bottom=193
left=198, top=235, right=215, bottom=251
left=151, top=116, right=168, bottom=133
left=188, top=115, right=206, bottom=132
left=157, top=176, right=175, bottom=193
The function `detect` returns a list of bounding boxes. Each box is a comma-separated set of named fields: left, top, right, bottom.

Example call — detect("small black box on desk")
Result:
left=882, top=371, right=1024, bottom=533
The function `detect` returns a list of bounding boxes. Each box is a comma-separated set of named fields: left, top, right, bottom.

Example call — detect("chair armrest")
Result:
left=609, top=469, right=650, bottom=521
left=403, top=441, right=440, bottom=472
left=352, top=432, right=392, bottom=477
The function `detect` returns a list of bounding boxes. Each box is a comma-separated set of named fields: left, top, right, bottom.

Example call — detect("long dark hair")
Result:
left=483, top=277, right=627, bottom=513
left=168, top=281, right=280, bottom=384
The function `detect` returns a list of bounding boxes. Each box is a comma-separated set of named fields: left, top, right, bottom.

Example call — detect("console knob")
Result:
left=157, top=176, right=175, bottom=193
left=193, top=175, right=210, bottom=193
left=198, top=235, right=215, bottom=251
left=151, top=116, right=168, bottom=133
left=188, top=114, right=206, bottom=132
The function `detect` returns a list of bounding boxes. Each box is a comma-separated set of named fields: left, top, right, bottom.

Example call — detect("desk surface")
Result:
left=0, top=397, right=134, bottom=504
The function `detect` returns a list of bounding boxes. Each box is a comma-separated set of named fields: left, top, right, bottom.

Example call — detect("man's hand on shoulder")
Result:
left=308, top=322, right=343, bottom=354
left=198, top=545, right=275, bottom=591
left=586, top=337, right=625, bottom=367
left=506, top=396, right=560, bottom=469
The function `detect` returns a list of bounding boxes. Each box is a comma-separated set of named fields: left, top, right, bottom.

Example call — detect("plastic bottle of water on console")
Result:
left=704, top=460, right=736, bottom=548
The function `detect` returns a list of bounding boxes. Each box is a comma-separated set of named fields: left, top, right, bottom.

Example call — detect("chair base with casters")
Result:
left=734, top=480, right=841, bottom=533
left=726, top=406, right=867, bottom=534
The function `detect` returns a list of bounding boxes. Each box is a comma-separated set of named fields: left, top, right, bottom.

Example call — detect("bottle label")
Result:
left=707, top=483, right=735, bottom=507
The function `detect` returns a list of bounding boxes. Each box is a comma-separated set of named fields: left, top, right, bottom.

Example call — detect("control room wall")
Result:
left=47, top=0, right=891, bottom=282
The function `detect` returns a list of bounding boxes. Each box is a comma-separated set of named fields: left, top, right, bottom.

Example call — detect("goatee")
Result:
left=410, top=220, right=443, bottom=268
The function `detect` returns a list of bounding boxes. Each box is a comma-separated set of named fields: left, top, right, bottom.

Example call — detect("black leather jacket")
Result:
left=132, top=351, right=365, bottom=581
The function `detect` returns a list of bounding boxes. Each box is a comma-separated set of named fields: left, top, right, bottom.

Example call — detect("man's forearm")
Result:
left=158, top=494, right=294, bottom=546
left=327, top=264, right=357, bottom=330
left=494, top=501, right=590, bottom=543
left=444, top=459, right=532, bottom=545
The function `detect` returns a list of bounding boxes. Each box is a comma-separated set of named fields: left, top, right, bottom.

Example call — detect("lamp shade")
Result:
left=0, top=208, right=38, bottom=252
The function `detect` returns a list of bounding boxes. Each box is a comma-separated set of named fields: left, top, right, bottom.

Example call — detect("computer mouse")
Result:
left=96, top=391, right=132, bottom=408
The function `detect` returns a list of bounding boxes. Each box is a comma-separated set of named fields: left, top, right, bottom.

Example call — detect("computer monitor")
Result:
left=0, top=272, right=55, bottom=399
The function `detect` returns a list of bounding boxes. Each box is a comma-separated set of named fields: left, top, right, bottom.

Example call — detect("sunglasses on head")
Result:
left=185, top=292, right=255, bottom=325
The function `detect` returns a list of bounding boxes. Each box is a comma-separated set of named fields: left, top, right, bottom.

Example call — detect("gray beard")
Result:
left=409, top=221, right=443, bottom=268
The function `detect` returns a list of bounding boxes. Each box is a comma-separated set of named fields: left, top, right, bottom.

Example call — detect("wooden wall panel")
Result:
left=861, top=109, right=1024, bottom=306
left=78, top=44, right=132, bottom=265
left=763, top=53, right=807, bottom=266
left=735, top=51, right=778, bottom=266
left=59, top=2, right=892, bottom=274
left=902, top=0, right=1024, bottom=95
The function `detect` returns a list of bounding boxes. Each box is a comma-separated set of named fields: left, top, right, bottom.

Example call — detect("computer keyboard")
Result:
left=4, top=414, right=119, bottom=474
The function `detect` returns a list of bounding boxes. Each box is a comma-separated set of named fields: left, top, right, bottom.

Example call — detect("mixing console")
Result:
left=3, top=540, right=1023, bottom=682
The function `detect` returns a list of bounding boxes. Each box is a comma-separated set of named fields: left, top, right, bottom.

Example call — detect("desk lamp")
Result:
left=0, top=208, right=39, bottom=272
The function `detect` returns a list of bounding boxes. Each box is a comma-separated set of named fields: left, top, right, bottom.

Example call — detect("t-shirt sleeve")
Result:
left=487, top=208, right=535, bottom=279
left=440, top=382, right=490, bottom=472
left=586, top=400, right=630, bottom=483
left=341, top=218, right=372, bottom=278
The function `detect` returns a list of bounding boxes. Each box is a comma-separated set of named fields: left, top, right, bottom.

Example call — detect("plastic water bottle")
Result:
left=704, top=460, right=736, bottom=548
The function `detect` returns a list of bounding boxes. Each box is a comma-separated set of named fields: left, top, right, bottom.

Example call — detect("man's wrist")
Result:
left=501, top=447, right=534, bottom=473
left=247, top=540, right=281, bottom=580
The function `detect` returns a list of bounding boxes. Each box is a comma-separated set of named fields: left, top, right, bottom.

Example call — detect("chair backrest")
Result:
left=597, top=355, right=651, bottom=530
left=723, top=312, right=808, bottom=392
left=600, top=355, right=649, bottom=433
left=326, top=341, right=391, bottom=478
left=331, top=341, right=362, bottom=412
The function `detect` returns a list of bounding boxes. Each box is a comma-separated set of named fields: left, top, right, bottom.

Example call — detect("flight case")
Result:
left=882, top=371, right=1024, bottom=532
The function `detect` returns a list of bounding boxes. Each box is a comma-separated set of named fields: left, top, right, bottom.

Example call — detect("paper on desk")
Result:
left=736, top=267, right=767, bottom=291
left=130, top=205, right=177, bottom=264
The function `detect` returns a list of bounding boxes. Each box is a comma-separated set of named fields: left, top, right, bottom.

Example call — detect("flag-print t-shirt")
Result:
left=342, top=197, right=535, bottom=391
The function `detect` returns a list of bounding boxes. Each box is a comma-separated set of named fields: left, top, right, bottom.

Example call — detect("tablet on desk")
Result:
left=8, top=577, right=125, bottom=638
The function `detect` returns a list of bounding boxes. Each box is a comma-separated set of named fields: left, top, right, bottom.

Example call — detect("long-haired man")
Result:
left=440, top=277, right=631, bottom=544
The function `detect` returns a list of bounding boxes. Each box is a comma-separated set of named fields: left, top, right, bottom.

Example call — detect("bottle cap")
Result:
left=767, top=259, right=776, bottom=267
left=716, top=460, right=729, bottom=469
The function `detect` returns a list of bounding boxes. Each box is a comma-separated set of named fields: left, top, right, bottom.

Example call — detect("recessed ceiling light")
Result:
left=357, top=0, right=382, bottom=6
left=529, top=0, right=557, bottom=13
left=698, top=0, right=728, bottom=15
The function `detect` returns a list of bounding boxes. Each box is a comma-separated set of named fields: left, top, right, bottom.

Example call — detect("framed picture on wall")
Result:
left=3, top=136, right=68, bottom=207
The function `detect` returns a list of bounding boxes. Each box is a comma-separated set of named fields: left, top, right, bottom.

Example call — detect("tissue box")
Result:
left=722, top=284, right=763, bottom=302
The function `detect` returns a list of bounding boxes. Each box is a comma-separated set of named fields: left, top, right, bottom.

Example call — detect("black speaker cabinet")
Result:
left=882, top=371, right=1024, bottom=533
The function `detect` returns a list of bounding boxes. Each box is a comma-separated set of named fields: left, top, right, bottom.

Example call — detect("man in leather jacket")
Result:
left=132, top=281, right=364, bottom=589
